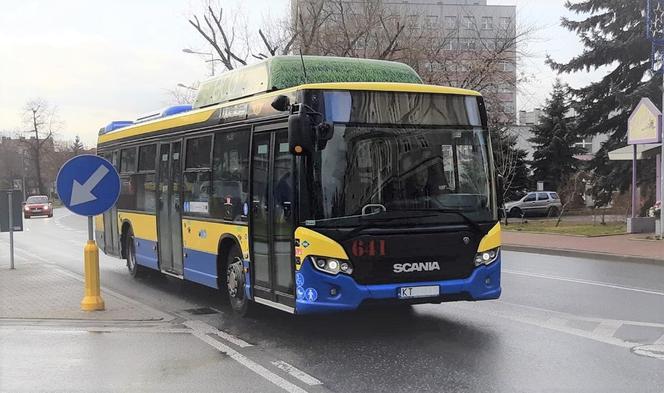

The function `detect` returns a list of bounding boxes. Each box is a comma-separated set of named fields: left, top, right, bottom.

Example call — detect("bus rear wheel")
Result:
left=126, top=228, right=146, bottom=278
left=226, top=245, right=253, bottom=316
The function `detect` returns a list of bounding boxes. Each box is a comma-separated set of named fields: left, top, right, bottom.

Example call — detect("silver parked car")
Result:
left=504, top=191, right=562, bottom=217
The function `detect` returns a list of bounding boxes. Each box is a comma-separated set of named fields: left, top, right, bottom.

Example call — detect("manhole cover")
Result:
left=184, top=307, right=219, bottom=315
left=631, top=344, right=664, bottom=360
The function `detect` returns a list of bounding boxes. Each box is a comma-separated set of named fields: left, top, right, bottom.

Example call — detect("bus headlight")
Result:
left=474, top=247, right=499, bottom=266
left=311, top=257, right=353, bottom=275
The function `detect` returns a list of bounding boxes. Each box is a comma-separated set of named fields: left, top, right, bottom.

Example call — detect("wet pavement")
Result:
left=0, top=209, right=663, bottom=392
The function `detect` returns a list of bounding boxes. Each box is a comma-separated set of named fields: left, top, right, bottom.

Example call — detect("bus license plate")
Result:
left=397, top=285, right=439, bottom=299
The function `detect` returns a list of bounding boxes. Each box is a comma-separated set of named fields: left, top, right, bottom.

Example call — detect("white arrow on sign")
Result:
left=69, top=165, right=110, bottom=207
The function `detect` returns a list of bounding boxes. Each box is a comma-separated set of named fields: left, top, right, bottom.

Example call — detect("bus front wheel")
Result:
left=226, top=245, right=253, bottom=316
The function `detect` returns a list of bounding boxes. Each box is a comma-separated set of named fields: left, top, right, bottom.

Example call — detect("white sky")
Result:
left=0, top=0, right=603, bottom=146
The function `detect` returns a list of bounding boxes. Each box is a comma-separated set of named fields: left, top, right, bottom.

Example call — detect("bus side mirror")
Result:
left=271, top=95, right=290, bottom=112
left=288, top=105, right=314, bottom=155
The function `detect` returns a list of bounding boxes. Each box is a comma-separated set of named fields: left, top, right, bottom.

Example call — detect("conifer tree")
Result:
left=548, top=0, right=659, bottom=197
left=529, top=80, right=584, bottom=191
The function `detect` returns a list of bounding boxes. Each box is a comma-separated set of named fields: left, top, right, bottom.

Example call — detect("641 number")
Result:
left=351, top=239, right=386, bottom=257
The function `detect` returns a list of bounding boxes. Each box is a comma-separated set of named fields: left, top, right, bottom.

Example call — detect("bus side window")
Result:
left=211, top=130, right=250, bottom=221
left=183, top=136, right=212, bottom=216
left=118, top=147, right=137, bottom=210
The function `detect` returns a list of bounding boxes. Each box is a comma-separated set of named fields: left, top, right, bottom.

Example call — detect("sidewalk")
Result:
left=503, top=230, right=664, bottom=263
left=0, top=262, right=170, bottom=321
left=0, top=256, right=286, bottom=392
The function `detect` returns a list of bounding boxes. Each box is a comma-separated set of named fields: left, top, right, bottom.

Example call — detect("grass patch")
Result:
left=503, top=220, right=626, bottom=236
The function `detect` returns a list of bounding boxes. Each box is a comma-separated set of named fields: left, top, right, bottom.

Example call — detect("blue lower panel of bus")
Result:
left=295, top=256, right=502, bottom=314
left=183, top=249, right=218, bottom=289
left=134, top=238, right=159, bottom=270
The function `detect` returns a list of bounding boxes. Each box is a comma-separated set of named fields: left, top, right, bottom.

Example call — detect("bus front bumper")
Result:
left=294, top=257, right=501, bottom=315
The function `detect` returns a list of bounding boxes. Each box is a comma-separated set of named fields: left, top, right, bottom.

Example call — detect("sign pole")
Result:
left=632, top=145, right=637, bottom=218
left=81, top=215, right=104, bottom=311
left=660, top=75, right=664, bottom=239
left=57, top=154, right=118, bottom=312
left=8, top=191, right=14, bottom=270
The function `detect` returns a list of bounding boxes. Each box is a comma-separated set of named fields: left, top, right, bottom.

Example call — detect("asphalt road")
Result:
left=1, top=208, right=663, bottom=392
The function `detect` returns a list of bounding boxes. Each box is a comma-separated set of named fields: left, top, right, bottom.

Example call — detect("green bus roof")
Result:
left=193, top=55, right=422, bottom=109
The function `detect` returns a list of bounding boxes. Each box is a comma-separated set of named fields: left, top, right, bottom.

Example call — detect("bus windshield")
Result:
left=304, top=91, right=494, bottom=227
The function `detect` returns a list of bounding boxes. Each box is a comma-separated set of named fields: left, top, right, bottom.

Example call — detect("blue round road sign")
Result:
left=56, top=154, right=120, bottom=216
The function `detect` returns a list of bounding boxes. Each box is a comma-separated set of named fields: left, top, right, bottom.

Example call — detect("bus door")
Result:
left=103, top=151, right=120, bottom=256
left=157, top=141, right=184, bottom=275
left=250, top=128, right=295, bottom=308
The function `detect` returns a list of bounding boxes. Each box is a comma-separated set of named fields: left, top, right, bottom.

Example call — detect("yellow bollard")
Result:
left=80, top=240, right=105, bottom=311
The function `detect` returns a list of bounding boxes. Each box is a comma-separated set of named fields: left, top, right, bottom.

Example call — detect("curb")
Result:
left=502, top=244, right=664, bottom=266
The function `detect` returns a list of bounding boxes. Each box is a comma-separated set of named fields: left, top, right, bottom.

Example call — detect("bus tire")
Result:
left=226, top=245, right=253, bottom=317
left=126, top=228, right=146, bottom=278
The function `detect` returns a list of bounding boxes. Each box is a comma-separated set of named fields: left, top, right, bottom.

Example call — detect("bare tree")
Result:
left=20, top=99, right=59, bottom=195
left=555, top=170, right=589, bottom=227
left=164, top=82, right=200, bottom=105
left=188, top=2, right=250, bottom=71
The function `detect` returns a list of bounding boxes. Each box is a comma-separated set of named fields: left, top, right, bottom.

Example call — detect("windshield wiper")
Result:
left=338, top=212, right=439, bottom=239
left=390, top=208, right=487, bottom=235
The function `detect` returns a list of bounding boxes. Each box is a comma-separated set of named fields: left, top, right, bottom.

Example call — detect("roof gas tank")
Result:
left=99, top=120, right=133, bottom=135
left=135, top=105, right=193, bottom=123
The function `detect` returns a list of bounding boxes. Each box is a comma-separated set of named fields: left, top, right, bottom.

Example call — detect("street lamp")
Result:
left=177, top=83, right=197, bottom=90
left=182, top=48, right=218, bottom=77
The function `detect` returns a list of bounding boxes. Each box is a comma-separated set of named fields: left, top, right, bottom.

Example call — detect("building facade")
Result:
left=290, top=0, right=517, bottom=120
left=513, top=108, right=608, bottom=161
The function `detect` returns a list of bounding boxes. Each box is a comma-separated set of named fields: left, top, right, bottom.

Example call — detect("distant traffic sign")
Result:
left=0, top=190, right=22, bottom=233
left=56, top=155, right=120, bottom=216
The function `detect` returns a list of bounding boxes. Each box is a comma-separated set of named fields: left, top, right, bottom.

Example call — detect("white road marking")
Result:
left=184, top=320, right=252, bottom=348
left=592, top=320, right=623, bottom=337
left=0, top=325, right=191, bottom=334
left=189, top=328, right=309, bottom=393
left=497, top=300, right=664, bottom=329
left=503, top=269, right=664, bottom=296
left=452, top=303, right=639, bottom=350
left=632, top=344, right=664, bottom=360
left=271, top=361, right=323, bottom=386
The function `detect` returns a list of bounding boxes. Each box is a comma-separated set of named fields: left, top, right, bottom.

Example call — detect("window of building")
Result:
left=183, top=135, right=213, bottom=216
left=503, top=102, right=515, bottom=114
left=407, top=14, right=418, bottom=28
left=120, top=147, right=137, bottom=173
left=499, top=61, right=512, bottom=72
left=461, top=39, right=476, bottom=50
left=500, top=17, right=511, bottom=29
left=445, top=16, right=457, bottom=29
left=574, top=137, right=593, bottom=154
left=211, top=130, right=250, bottom=221
left=481, top=16, right=493, bottom=30
left=464, top=16, right=475, bottom=30
left=444, top=41, right=454, bottom=51
left=426, top=15, right=438, bottom=28
left=499, top=84, right=513, bottom=93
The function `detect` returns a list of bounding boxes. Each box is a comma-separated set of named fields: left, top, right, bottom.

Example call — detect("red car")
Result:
left=23, top=195, right=53, bottom=218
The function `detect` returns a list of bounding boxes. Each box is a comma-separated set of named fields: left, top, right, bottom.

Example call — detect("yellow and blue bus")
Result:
left=95, top=56, right=501, bottom=315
